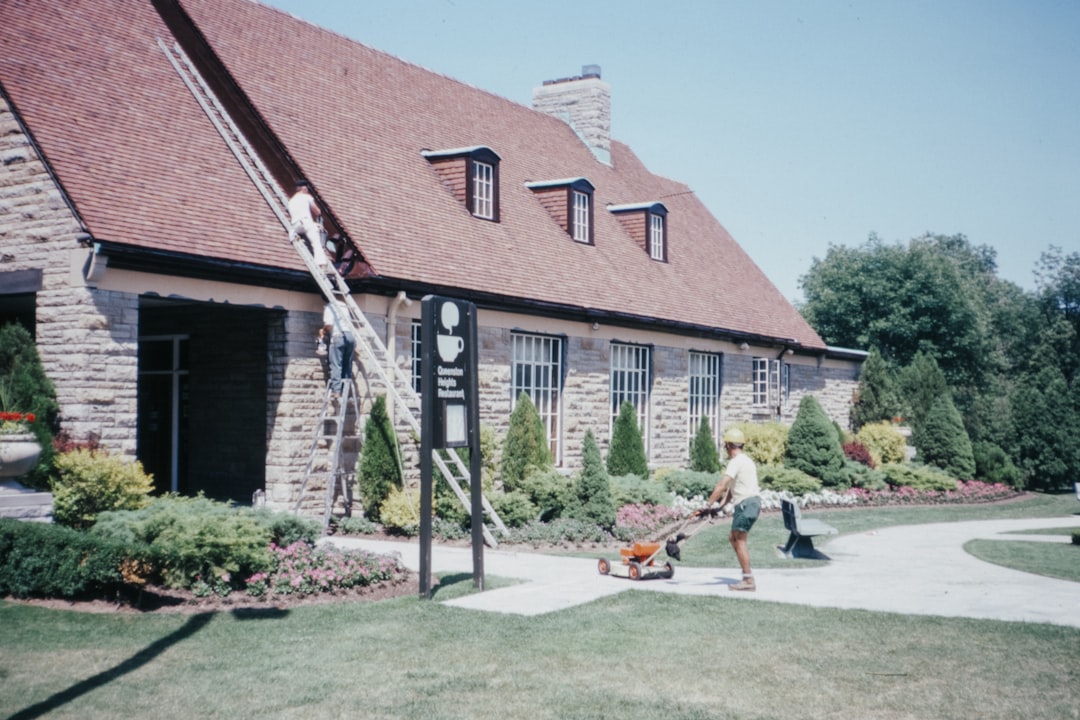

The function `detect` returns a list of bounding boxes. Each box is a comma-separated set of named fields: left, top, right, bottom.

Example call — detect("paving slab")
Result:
left=328, top=515, right=1080, bottom=627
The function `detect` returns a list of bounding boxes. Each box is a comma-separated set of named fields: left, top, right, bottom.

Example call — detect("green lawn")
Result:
left=2, top=492, right=1078, bottom=720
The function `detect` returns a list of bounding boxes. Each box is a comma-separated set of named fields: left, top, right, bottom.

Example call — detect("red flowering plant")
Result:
left=0, top=410, right=37, bottom=435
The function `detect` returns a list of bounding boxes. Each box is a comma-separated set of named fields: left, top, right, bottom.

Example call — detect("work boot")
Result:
left=730, top=576, right=755, bottom=592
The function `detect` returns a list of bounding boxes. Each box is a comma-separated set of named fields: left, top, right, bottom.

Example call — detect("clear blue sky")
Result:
left=262, top=0, right=1079, bottom=302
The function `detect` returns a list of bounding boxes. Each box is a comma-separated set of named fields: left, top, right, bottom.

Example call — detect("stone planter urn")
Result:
left=0, top=433, right=43, bottom=479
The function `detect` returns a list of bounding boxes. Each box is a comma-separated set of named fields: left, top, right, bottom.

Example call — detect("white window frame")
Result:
left=688, top=351, right=721, bottom=445
left=752, top=357, right=787, bottom=411
left=472, top=160, right=494, bottom=219
left=649, top=213, right=665, bottom=260
left=610, top=343, right=651, bottom=454
left=410, top=320, right=422, bottom=394
left=572, top=189, right=590, bottom=243
left=511, top=333, right=564, bottom=463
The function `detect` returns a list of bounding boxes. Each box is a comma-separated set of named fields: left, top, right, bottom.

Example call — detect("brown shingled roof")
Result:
left=0, top=0, right=826, bottom=350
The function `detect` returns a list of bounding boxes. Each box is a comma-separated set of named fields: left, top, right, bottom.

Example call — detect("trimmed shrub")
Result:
left=851, top=346, right=902, bottom=431
left=567, top=430, right=616, bottom=529
left=489, top=490, right=538, bottom=528
left=844, top=460, right=888, bottom=491
left=332, top=515, right=378, bottom=536
left=609, top=473, right=671, bottom=508
left=607, top=402, right=648, bottom=479
left=758, top=464, right=822, bottom=495
left=880, top=463, right=958, bottom=492
left=500, top=393, right=552, bottom=491
left=662, top=469, right=719, bottom=500
left=0, top=518, right=143, bottom=599
left=357, top=395, right=403, bottom=522
left=856, top=421, right=908, bottom=466
left=733, top=421, right=789, bottom=466
left=913, top=394, right=976, bottom=480
left=899, top=352, right=949, bottom=427
left=518, top=467, right=573, bottom=522
left=90, top=495, right=273, bottom=591
left=786, top=396, right=847, bottom=487
left=972, top=441, right=1024, bottom=489
left=378, top=486, right=423, bottom=535
left=842, top=439, right=875, bottom=468
left=51, top=449, right=154, bottom=529
left=689, top=416, right=720, bottom=472
left=508, top=518, right=612, bottom=547
left=252, top=508, right=321, bottom=547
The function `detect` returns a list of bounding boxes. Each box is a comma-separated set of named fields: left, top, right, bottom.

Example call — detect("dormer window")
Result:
left=421, top=146, right=501, bottom=221
left=572, top=189, right=591, bottom=243
left=525, top=178, right=595, bottom=244
left=649, top=212, right=665, bottom=260
left=609, top=201, right=668, bottom=261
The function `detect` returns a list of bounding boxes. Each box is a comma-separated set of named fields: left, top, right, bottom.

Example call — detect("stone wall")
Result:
left=1, top=94, right=140, bottom=455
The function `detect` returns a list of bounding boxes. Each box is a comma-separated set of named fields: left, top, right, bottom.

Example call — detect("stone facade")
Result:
left=3, top=92, right=864, bottom=517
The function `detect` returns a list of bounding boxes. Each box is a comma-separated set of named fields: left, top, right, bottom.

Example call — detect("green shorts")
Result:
left=731, top=497, right=761, bottom=534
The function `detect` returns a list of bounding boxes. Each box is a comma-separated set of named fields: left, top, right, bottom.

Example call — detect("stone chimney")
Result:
left=532, top=64, right=611, bottom=165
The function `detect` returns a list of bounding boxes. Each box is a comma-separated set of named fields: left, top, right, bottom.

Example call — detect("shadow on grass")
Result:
left=8, top=612, right=218, bottom=719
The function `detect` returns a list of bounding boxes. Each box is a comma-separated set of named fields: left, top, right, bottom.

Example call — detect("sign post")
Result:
left=419, top=295, right=483, bottom=598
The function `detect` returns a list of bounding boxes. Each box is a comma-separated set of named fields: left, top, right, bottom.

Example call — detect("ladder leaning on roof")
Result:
left=159, top=37, right=508, bottom=545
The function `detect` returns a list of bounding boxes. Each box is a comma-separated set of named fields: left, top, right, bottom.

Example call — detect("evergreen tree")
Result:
left=690, top=416, right=720, bottom=473
left=499, top=392, right=552, bottom=492
left=0, top=323, right=59, bottom=489
left=1008, top=349, right=1080, bottom=491
left=568, top=429, right=616, bottom=529
left=913, top=394, right=976, bottom=480
left=357, top=395, right=402, bottom=522
left=785, top=395, right=847, bottom=487
left=851, top=347, right=902, bottom=430
left=607, top=401, right=648, bottom=478
left=899, top=352, right=950, bottom=427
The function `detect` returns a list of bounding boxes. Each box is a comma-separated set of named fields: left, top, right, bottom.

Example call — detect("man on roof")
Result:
left=288, top=180, right=329, bottom=270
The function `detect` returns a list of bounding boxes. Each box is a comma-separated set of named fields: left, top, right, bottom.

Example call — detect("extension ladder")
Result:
left=160, top=37, right=507, bottom=544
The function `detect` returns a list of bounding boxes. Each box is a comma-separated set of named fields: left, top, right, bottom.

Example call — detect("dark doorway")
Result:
left=138, top=298, right=274, bottom=503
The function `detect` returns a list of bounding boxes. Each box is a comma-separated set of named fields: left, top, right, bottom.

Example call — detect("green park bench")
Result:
left=778, top=499, right=838, bottom=560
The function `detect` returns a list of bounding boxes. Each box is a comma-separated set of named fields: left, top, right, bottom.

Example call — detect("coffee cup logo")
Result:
left=437, top=334, right=464, bottom=362
left=437, top=301, right=464, bottom=362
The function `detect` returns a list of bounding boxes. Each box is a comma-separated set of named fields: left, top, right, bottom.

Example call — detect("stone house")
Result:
left=0, top=0, right=864, bottom=513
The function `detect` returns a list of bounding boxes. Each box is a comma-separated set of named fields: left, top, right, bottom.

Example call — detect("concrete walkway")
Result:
left=328, top=515, right=1080, bottom=628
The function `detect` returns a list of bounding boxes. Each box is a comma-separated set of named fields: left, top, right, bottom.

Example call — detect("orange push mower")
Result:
left=597, top=503, right=729, bottom=581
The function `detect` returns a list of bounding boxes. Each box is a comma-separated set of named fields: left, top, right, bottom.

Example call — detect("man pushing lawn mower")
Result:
left=598, top=427, right=759, bottom=583
left=693, top=427, right=761, bottom=591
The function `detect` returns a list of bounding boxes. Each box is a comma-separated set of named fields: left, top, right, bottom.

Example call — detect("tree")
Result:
left=1008, top=343, right=1080, bottom=491
left=689, top=416, right=720, bottom=473
left=0, top=322, right=59, bottom=489
left=499, top=392, right=552, bottom=491
left=607, top=401, right=648, bottom=479
left=898, top=352, right=950, bottom=428
left=912, top=394, right=975, bottom=480
left=850, top=347, right=902, bottom=430
left=357, top=395, right=402, bottom=522
left=785, top=395, right=847, bottom=487
left=1034, top=246, right=1080, bottom=385
left=567, top=429, right=615, bottom=529
left=800, top=234, right=993, bottom=392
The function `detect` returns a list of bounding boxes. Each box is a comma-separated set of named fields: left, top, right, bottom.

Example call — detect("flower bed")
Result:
left=244, top=541, right=408, bottom=598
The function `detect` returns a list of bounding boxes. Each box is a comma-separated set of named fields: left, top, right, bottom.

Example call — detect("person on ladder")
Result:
left=289, top=180, right=329, bottom=270
left=321, top=302, right=355, bottom=397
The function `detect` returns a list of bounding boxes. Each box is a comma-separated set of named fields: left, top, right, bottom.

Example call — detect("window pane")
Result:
left=610, top=344, right=650, bottom=453
left=411, top=321, right=422, bottom=394
left=511, top=333, right=563, bottom=462
left=572, top=190, right=590, bottom=243
left=688, top=351, right=720, bottom=445
left=649, top=214, right=664, bottom=259
left=472, top=161, right=494, bottom=219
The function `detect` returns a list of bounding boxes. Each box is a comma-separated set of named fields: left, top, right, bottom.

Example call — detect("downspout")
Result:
left=385, top=291, right=413, bottom=427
